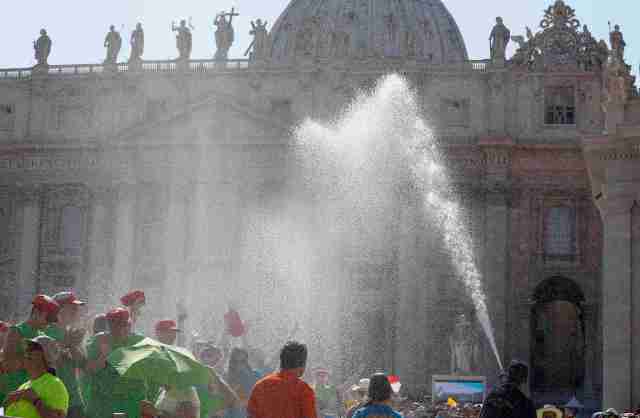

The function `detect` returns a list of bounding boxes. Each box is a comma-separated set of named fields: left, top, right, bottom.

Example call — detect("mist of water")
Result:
left=84, top=73, right=503, bottom=382
left=294, top=74, right=503, bottom=371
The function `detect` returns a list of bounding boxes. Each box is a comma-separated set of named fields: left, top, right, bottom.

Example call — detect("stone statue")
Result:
left=104, top=25, right=122, bottom=65
left=33, top=29, right=52, bottom=66
left=172, top=19, right=193, bottom=60
left=402, top=30, right=417, bottom=59
left=449, top=314, right=482, bottom=375
left=330, top=13, right=351, bottom=59
left=245, top=19, right=270, bottom=61
left=489, top=17, right=510, bottom=60
left=383, top=13, right=399, bottom=56
left=214, top=8, right=239, bottom=61
left=330, top=29, right=350, bottom=59
left=609, top=24, right=625, bottom=62
left=526, top=26, right=534, bottom=41
left=129, top=23, right=144, bottom=62
left=295, top=17, right=316, bottom=56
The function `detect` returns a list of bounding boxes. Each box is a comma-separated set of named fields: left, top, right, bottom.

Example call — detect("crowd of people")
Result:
left=0, top=290, right=414, bottom=418
left=0, top=290, right=637, bottom=418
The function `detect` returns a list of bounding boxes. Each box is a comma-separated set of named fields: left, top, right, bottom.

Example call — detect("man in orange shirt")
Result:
left=247, top=341, right=317, bottom=418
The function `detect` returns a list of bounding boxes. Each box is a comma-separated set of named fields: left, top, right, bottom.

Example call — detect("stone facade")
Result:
left=0, top=0, right=639, bottom=410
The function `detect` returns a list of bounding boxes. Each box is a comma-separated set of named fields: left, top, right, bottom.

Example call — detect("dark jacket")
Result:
left=479, top=381, right=536, bottom=418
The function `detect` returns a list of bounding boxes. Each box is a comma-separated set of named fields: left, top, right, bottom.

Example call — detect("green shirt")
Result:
left=45, top=325, right=85, bottom=409
left=5, top=372, right=69, bottom=418
left=85, top=332, right=147, bottom=418
left=196, top=384, right=225, bottom=418
left=1, top=323, right=45, bottom=403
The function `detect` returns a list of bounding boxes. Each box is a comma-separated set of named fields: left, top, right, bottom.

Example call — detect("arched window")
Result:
left=61, top=206, right=83, bottom=257
left=531, top=277, right=585, bottom=393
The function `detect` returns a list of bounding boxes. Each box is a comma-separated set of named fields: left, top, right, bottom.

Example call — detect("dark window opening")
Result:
left=545, top=86, right=576, bottom=125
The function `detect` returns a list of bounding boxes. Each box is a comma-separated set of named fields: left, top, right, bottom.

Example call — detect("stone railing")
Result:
left=0, top=68, right=33, bottom=80
left=470, top=60, right=490, bottom=72
left=0, top=59, right=250, bottom=80
left=0, top=57, right=491, bottom=80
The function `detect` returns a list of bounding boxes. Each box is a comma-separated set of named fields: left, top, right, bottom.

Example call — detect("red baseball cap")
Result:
left=0, top=321, right=9, bottom=333
left=32, top=295, right=60, bottom=315
left=106, top=307, right=131, bottom=323
left=155, top=319, right=181, bottom=333
left=120, top=290, right=146, bottom=307
left=53, top=291, right=86, bottom=306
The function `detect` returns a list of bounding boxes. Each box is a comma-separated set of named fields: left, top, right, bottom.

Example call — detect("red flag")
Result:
left=224, top=309, right=246, bottom=337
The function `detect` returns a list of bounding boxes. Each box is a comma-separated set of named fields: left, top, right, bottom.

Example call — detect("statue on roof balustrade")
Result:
left=33, top=29, right=52, bottom=67
left=609, top=23, right=625, bottom=63
left=214, top=8, right=239, bottom=61
left=489, top=16, right=510, bottom=61
left=129, top=23, right=144, bottom=63
left=172, top=19, right=194, bottom=60
left=104, top=25, right=122, bottom=65
left=245, top=19, right=270, bottom=61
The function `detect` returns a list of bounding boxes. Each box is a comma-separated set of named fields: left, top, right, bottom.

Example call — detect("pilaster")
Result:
left=111, top=183, right=137, bottom=305
left=86, top=187, right=117, bottom=314
left=582, top=128, right=640, bottom=410
left=480, top=137, right=513, bottom=370
left=15, top=186, right=42, bottom=317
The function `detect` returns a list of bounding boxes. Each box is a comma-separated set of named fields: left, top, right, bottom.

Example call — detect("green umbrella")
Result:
left=107, top=337, right=210, bottom=389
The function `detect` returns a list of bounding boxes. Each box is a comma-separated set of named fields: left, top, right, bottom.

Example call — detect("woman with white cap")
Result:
left=4, top=335, right=69, bottom=418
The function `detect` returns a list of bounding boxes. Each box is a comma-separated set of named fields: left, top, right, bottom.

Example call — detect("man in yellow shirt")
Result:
left=4, top=335, right=69, bottom=418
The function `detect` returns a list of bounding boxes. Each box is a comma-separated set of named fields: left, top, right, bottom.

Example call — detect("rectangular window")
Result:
left=545, top=86, right=576, bottom=125
left=61, top=206, right=83, bottom=257
left=545, top=206, right=575, bottom=256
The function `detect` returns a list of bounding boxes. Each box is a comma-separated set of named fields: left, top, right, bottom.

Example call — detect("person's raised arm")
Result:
left=208, top=366, right=240, bottom=408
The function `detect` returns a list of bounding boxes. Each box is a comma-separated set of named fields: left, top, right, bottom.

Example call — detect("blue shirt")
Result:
left=352, top=403, right=403, bottom=418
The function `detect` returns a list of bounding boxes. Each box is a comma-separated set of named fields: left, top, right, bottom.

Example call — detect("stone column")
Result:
left=163, top=184, right=188, bottom=316
left=86, top=187, right=116, bottom=314
left=599, top=196, right=636, bottom=409
left=111, top=184, right=136, bottom=304
left=15, top=187, right=42, bottom=317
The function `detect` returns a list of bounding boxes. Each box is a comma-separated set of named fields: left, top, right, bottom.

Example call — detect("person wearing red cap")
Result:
left=120, top=290, right=146, bottom=330
left=1, top=295, right=59, bottom=405
left=45, top=292, right=87, bottom=418
left=84, top=307, right=146, bottom=418
left=140, top=320, right=210, bottom=418
left=154, top=320, right=180, bottom=345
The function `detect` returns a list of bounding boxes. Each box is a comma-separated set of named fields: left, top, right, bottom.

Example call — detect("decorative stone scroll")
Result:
left=511, top=0, right=607, bottom=72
